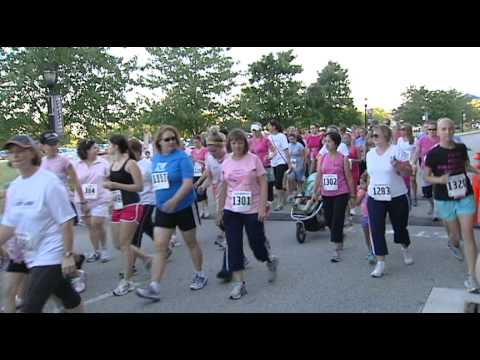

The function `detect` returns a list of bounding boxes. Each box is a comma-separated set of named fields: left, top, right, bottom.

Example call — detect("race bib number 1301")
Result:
left=232, top=191, right=252, bottom=212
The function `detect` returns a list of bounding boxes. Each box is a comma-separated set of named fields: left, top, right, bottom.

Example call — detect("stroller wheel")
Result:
left=296, top=222, right=306, bottom=244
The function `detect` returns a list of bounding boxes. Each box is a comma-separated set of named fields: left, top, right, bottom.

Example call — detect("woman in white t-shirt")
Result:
left=0, top=135, right=84, bottom=313
left=366, top=125, right=414, bottom=278
left=397, top=123, right=417, bottom=206
left=267, top=119, right=291, bottom=211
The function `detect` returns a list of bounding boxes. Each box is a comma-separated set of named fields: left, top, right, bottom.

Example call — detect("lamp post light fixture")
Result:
left=364, top=98, right=368, bottom=129
left=43, top=68, right=57, bottom=132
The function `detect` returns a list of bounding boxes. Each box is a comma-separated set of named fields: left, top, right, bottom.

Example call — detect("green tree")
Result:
left=0, top=47, right=137, bottom=143
left=393, top=86, right=475, bottom=126
left=140, top=47, right=238, bottom=136
left=238, top=50, right=306, bottom=129
left=305, top=61, right=360, bottom=127
left=372, top=107, right=391, bottom=124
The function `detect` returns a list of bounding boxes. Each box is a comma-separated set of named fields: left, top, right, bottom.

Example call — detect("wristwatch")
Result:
left=64, top=252, right=73, bottom=257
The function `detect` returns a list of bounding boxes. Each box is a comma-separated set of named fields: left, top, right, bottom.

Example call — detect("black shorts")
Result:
left=70, top=201, right=79, bottom=226
left=273, top=164, right=288, bottom=190
left=194, top=177, right=208, bottom=202
left=422, top=185, right=433, bottom=199
left=22, top=265, right=81, bottom=313
left=6, top=260, right=29, bottom=274
left=131, top=204, right=155, bottom=248
left=154, top=204, right=200, bottom=232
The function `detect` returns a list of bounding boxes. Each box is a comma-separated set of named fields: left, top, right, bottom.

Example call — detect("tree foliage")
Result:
left=238, top=50, right=306, bottom=128
left=140, top=47, right=238, bottom=136
left=0, top=47, right=137, bottom=144
left=305, top=61, right=360, bottom=127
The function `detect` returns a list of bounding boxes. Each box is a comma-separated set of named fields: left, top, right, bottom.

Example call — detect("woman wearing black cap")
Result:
left=0, top=135, right=84, bottom=312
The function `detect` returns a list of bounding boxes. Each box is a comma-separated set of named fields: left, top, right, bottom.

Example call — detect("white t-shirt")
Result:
left=206, top=153, right=224, bottom=186
left=319, top=142, right=350, bottom=157
left=1, top=169, right=76, bottom=268
left=397, top=137, right=416, bottom=162
left=138, top=158, right=155, bottom=205
left=366, top=145, right=409, bottom=199
left=269, top=133, right=289, bottom=167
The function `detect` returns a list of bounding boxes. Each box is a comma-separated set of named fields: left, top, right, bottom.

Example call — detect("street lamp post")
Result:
left=462, top=112, right=466, bottom=133
left=43, top=68, right=57, bottom=132
left=364, top=98, right=368, bottom=129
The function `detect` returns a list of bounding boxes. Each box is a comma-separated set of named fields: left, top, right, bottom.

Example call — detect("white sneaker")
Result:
left=203, top=210, right=210, bottom=218
left=401, top=247, right=414, bottom=265
left=113, top=279, right=135, bottom=296
left=464, top=274, right=480, bottom=293
left=370, top=261, right=385, bottom=278
left=100, top=250, right=111, bottom=263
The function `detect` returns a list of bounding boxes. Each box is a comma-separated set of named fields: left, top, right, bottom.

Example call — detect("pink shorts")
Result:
left=111, top=204, right=144, bottom=224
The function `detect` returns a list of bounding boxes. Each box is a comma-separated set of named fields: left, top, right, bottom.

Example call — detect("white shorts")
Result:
left=77, top=203, right=110, bottom=218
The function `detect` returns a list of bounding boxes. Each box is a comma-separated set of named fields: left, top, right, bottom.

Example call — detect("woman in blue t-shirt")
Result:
left=136, top=125, right=208, bottom=301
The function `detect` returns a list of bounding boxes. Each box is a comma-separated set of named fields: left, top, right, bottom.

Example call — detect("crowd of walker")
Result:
left=0, top=117, right=479, bottom=312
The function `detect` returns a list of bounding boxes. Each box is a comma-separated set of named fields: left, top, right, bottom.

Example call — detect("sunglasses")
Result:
left=162, top=136, right=177, bottom=143
left=427, top=128, right=437, bottom=131
left=372, top=134, right=380, bottom=138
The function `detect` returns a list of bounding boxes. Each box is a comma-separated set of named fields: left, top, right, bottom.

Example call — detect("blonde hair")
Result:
left=402, top=123, right=415, bottom=145
left=373, top=125, right=392, bottom=143
left=206, top=126, right=226, bottom=147
left=154, top=125, right=181, bottom=153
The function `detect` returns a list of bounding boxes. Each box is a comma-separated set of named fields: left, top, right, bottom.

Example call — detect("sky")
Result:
left=108, top=47, right=480, bottom=112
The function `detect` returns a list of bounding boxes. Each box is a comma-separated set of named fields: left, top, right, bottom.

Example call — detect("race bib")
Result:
left=232, top=191, right=252, bottom=212
left=447, top=174, right=467, bottom=199
left=372, top=184, right=391, bottom=201
left=323, top=174, right=338, bottom=191
left=193, top=162, right=203, bottom=177
left=152, top=172, right=170, bottom=190
left=111, top=190, right=124, bottom=210
left=82, top=184, right=98, bottom=200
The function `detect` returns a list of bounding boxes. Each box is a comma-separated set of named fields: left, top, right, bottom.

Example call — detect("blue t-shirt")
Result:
left=289, top=142, right=305, bottom=169
left=354, top=137, right=366, bottom=148
left=152, top=149, right=196, bottom=212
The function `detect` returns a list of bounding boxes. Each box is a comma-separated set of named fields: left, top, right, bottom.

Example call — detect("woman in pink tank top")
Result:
left=314, top=132, right=355, bottom=262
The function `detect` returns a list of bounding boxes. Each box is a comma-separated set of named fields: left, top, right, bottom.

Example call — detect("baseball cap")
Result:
left=250, top=123, right=262, bottom=132
left=40, top=131, right=59, bottom=145
left=3, top=135, right=37, bottom=150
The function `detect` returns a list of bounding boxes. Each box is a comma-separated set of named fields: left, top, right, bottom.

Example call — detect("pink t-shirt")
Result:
left=222, top=152, right=266, bottom=214
left=249, top=136, right=272, bottom=167
left=191, top=147, right=208, bottom=174
left=40, top=154, right=73, bottom=199
left=320, top=153, right=350, bottom=197
left=417, top=135, right=440, bottom=167
left=74, top=157, right=112, bottom=207
left=307, top=134, right=323, bottom=159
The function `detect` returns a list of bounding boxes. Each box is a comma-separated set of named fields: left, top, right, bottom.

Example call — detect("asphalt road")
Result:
left=48, top=219, right=477, bottom=313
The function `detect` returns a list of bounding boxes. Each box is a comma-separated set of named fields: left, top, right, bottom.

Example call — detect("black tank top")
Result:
left=109, top=158, right=140, bottom=206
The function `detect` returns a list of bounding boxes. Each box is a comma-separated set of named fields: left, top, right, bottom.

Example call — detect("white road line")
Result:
left=84, top=282, right=143, bottom=306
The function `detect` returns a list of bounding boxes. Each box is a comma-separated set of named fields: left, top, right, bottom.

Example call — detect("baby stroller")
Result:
left=290, top=172, right=325, bottom=243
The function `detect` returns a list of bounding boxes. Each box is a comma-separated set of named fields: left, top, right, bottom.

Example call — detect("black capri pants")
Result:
left=223, top=210, right=271, bottom=272
left=273, top=164, right=288, bottom=190
left=22, top=265, right=81, bottom=313
left=322, top=193, right=350, bottom=243
left=367, top=194, right=411, bottom=256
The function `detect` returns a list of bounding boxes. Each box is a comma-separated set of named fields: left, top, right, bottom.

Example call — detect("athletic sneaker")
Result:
left=274, top=205, right=284, bottom=212
left=367, top=253, right=376, bottom=265
left=203, top=210, right=210, bottom=218
left=401, top=247, right=414, bottom=265
left=100, top=250, right=111, bottom=263
left=190, top=274, right=208, bottom=290
left=86, top=251, right=100, bottom=263
left=113, top=279, right=135, bottom=296
left=166, top=247, right=173, bottom=260
left=136, top=283, right=161, bottom=301
left=330, top=250, right=342, bottom=263
left=266, top=256, right=279, bottom=283
left=170, top=235, right=181, bottom=247
left=371, top=261, right=385, bottom=278
left=464, top=275, right=480, bottom=293
left=229, top=282, right=247, bottom=300
left=447, top=241, right=464, bottom=261
left=15, top=296, right=23, bottom=309
left=71, top=270, right=87, bottom=294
